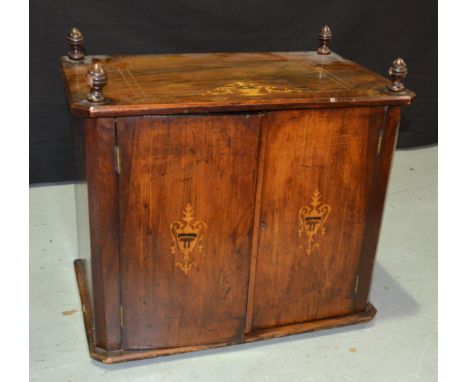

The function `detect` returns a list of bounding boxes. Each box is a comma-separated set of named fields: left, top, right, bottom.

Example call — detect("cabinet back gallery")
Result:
left=60, top=26, right=415, bottom=363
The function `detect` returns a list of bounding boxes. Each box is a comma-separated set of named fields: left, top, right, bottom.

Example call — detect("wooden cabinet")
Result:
left=62, top=27, right=414, bottom=363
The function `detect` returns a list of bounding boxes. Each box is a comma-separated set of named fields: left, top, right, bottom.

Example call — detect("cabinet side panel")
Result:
left=118, top=114, right=260, bottom=349
left=252, top=107, right=384, bottom=330
left=83, top=118, right=121, bottom=350
left=72, top=117, right=93, bottom=307
left=354, top=107, right=401, bottom=311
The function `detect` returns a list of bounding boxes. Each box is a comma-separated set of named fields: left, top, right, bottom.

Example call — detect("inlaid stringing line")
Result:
left=312, top=67, right=351, bottom=89
left=117, top=68, right=138, bottom=96
left=126, top=69, right=146, bottom=97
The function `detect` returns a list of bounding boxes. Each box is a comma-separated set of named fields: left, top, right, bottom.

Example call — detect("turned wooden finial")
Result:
left=86, top=63, right=107, bottom=103
left=388, top=58, right=408, bottom=92
left=67, top=28, right=85, bottom=62
left=317, top=25, right=332, bottom=55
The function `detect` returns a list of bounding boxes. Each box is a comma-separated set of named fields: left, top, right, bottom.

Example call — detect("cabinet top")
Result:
left=61, top=51, right=415, bottom=117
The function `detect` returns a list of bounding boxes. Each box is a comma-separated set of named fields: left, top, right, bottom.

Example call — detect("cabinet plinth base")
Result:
left=74, top=259, right=377, bottom=364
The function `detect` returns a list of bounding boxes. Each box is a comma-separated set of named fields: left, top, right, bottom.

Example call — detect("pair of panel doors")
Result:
left=117, top=107, right=385, bottom=350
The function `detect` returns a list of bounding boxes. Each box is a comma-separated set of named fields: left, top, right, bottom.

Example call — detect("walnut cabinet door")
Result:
left=117, top=114, right=261, bottom=349
left=249, top=107, right=388, bottom=331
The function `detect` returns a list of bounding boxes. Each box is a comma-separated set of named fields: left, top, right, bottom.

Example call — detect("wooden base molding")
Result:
left=74, top=259, right=376, bottom=364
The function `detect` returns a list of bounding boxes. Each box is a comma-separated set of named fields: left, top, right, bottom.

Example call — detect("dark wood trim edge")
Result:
left=244, top=113, right=268, bottom=334
left=74, top=259, right=96, bottom=355
left=70, top=96, right=415, bottom=118
left=244, top=303, right=376, bottom=342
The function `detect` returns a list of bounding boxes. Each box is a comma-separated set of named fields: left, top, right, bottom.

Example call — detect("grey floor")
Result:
left=30, top=146, right=437, bottom=382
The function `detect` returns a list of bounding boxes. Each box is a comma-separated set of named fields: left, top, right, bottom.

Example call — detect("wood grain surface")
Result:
left=74, top=258, right=376, bottom=364
left=250, top=107, right=385, bottom=330
left=117, top=114, right=261, bottom=349
left=82, top=118, right=121, bottom=350
left=61, top=52, right=415, bottom=117
left=353, top=106, right=401, bottom=312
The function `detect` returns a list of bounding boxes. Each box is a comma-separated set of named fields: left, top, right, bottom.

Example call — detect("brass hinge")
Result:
left=354, top=275, right=360, bottom=294
left=377, top=129, right=384, bottom=156
left=114, top=146, right=121, bottom=174
left=120, top=306, right=124, bottom=327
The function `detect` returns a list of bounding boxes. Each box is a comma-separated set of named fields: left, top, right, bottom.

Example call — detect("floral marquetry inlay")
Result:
left=170, top=204, right=207, bottom=274
left=204, top=81, right=302, bottom=96
left=298, top=191, right=331, bottom=255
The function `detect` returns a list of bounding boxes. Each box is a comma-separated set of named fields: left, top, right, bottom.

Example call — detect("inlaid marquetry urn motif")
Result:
left=170, top=204, right=207, bottom=274
left=204, top=81, right=302, bottom=96
left=298, top=191, right=331, bottom=255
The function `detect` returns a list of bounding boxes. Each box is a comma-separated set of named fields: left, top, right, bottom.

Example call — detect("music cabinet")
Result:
left=60, top=26, right=415, bottom=363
